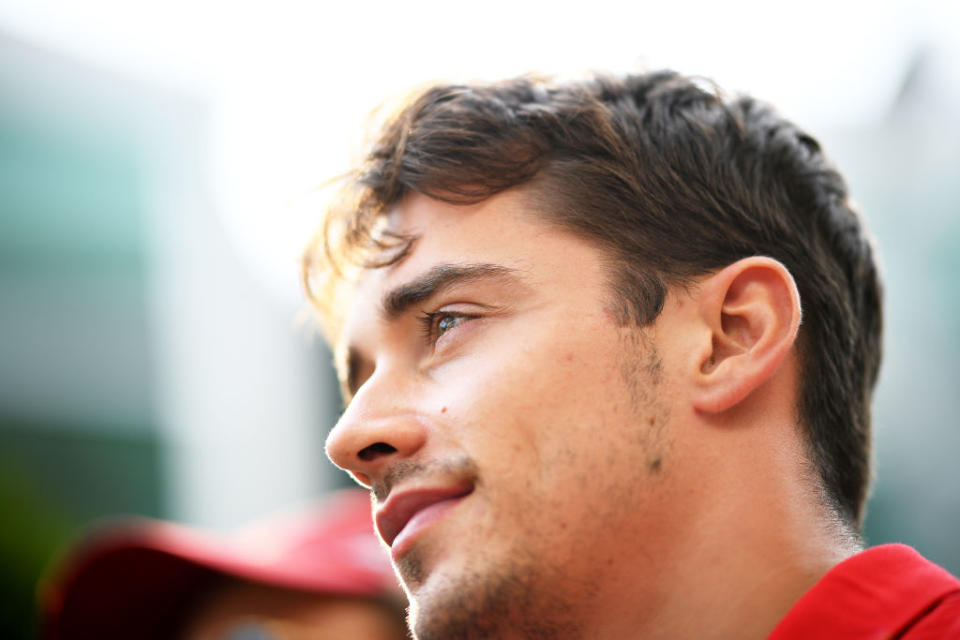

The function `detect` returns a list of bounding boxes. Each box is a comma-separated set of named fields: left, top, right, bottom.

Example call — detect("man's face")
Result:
left=326, top=189, right=687, bottom=639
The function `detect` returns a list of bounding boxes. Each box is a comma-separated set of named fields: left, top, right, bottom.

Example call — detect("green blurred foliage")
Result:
left=0, top=423, right=164, bottom=639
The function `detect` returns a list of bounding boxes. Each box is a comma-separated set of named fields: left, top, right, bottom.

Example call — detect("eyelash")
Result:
left=418, top=311, right=470, bottom=345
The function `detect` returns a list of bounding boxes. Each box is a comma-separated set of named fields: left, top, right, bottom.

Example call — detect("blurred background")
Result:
left=1, top=1, right=958, bottom=636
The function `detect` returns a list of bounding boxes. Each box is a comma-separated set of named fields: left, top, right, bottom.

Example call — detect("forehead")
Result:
left=387, top=189, right=546, bottom=264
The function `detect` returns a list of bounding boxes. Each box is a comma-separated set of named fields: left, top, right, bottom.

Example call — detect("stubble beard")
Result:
left=399, top=545, right=579, bottom=640
left=375, top=457, right=573, bottom=638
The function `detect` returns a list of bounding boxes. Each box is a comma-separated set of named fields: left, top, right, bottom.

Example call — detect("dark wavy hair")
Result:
left=303, top=70, right=883, bottom=528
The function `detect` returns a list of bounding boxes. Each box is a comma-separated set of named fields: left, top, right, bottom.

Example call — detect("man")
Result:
left=42, top=490, right=407, bottom=639
left=304, top=71, right=960, bottom=638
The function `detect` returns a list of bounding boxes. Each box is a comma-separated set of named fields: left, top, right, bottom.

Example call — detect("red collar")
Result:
left=768, top=544, right=960, bottom=639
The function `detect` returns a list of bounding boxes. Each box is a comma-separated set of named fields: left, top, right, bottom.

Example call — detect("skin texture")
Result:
left=326, top=188, right=859, bottom=639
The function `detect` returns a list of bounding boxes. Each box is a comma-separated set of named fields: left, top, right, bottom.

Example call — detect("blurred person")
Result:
left=40, top=490, right=407, bottom=639
left=306, top=71, right=960, bottom=639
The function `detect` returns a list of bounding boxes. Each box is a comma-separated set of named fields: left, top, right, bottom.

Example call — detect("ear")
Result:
left=691, top=257, right=801, bottom=414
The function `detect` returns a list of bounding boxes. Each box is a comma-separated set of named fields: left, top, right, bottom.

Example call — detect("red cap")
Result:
left=40, top=489, right=395, bottom=639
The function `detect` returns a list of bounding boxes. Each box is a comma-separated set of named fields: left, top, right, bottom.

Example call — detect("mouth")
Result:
left=375, top=482, right=474, bottom=556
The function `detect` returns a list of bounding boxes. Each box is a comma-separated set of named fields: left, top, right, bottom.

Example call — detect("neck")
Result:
left=654, top=474, right=859, bottom=638
left=584, top=421, right=860, bottom=639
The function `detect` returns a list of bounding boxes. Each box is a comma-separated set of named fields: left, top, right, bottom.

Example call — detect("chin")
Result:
left=403, top=551, right=578, bottom=640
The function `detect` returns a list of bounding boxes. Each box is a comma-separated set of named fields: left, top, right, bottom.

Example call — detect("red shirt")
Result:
left=769, top=544, right=960, bottom=639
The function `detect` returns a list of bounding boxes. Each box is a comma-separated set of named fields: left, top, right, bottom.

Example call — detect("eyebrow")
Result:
left=340, top=263, right=521, bottom=401
left=380, top=263, right=520, bottom=319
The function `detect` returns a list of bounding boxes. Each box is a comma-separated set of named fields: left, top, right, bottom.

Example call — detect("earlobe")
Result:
left=692, top=257, right=801, bottom=414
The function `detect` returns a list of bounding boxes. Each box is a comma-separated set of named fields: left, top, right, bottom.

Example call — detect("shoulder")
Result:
left=768, top=544, right=960, bottom=639
left=900, top=589, right=960, bottom=639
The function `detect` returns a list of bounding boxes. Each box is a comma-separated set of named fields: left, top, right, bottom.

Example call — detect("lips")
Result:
left=375, top=483, right=473, bottom=551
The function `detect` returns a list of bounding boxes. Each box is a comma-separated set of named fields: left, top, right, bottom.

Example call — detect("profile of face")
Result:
left=179, top=578, right=407, bottom=640
left=326, top=188, right=696, bottom=639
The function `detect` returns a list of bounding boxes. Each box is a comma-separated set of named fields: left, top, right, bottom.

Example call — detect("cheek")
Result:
left=424, top=319, right=637, bottom=460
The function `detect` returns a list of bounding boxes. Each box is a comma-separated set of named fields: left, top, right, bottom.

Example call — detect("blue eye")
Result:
left=419, top=311, right=469, bottom=344
left=436, top=314, right=460, bottom=338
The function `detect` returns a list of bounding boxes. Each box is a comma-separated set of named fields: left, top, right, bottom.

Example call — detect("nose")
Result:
left=325, top=370, right=428, bottom=488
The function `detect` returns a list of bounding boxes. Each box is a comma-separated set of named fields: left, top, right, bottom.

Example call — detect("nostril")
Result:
left=358, top=442, right=397, bottom=461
